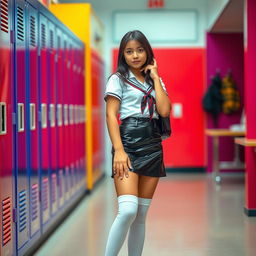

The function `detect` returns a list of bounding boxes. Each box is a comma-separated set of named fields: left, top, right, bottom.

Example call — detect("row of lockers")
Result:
left=0, top=0, right=86, bottom=255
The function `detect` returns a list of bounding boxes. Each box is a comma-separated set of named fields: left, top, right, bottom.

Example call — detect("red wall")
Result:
left=112, top=48, right=206, bottom=168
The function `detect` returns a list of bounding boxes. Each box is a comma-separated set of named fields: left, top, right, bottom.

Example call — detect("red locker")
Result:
left=0, top=0, right=14, bottom=255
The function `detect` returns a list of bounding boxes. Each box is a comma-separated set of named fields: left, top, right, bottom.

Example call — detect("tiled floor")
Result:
left=35, top=173, right=256, bottom=256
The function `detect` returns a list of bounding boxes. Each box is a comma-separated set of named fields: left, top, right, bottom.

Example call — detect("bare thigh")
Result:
left=138, top=175, right=159, bottom=199
left=114, top=171, right=139, bottom=197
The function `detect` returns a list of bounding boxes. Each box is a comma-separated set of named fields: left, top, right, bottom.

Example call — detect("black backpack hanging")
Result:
left=202, top=72, right=223, bottom=126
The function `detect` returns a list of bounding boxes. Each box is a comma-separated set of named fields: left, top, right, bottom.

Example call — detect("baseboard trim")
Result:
left=244, top=207, right=256, bottom=217
left=166, top=167, right=206, bottom=173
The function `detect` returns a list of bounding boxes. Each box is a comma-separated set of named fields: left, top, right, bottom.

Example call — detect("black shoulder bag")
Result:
left=117, top=73, right=171, bottom=140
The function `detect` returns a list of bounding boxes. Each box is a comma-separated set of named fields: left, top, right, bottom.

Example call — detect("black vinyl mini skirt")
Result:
left=111, top=117, right=166, bottom=178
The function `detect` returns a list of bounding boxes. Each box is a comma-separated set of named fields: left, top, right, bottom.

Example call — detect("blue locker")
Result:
left=26, top=2, right=40, bottom=239
left=14, top=0, right=29, bottom=250
left=0, top=0, right=14, bottom=255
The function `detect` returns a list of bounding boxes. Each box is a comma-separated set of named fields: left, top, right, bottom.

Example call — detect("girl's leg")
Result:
left=128, top=175, right=159, bottom=256
left=105, top=172, right=139, bottom=256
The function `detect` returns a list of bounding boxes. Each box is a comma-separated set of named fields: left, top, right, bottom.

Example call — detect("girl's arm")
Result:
left=142, top=59, right=172, bottom=117
left=106, top=96, right=132, bottom=179
left=153, top=77, right=171, bottom=117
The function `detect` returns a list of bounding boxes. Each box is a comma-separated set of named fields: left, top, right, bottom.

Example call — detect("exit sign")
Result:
left=148, top=0, right=165, bottom=8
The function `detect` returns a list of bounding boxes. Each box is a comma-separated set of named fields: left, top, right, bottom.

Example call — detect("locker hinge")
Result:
left=12, top=208, right=17, bottom=223
left=10, top=30, right=15, bottom=44
left=38, top=111, right=41, bottom=122
left=55, top=54, right=58, bottom=63
left=12, top=112, right=16, bottom=125
left=38, top=190, right=41, bottom=202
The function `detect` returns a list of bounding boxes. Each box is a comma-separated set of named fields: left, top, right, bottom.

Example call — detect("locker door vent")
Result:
left=57, top=36, right=60, bottom=49
left=50, top=30, right=54, bottom=51
left=17, top=6, right=24, bottom=41
left=51, top=173, right=57, bottom=203
left=2, top=197, right=11, bottom=246
left=0, top=0, right=8, bottom=33
left=31, top=184, right=38, bottom=221
left=59, top=169, right=63, bottom=198
left=42, top=178, right=49, bottom=211
left=41, top=23, right=46, bottom=49
left=30, top=15, right=36, bottom=47
left=18, top=190, right=27, bottom=232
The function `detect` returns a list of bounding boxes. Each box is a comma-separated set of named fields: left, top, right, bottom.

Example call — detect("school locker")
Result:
left=75, top=46, right=80, bottom=188
left=91, top=51, right=105, bottom=177
left=0, top=0, right=14, bottom=255
left=56, top=27, right=65, bottom=208
left=26, top=1, right=40, bottom=239
left=71, top=42, right=77, bottom=192
left=79, top=48, right=86, bottom=189
left=14, top=0, right=30, bottom=249
left=62, top=33, right=71, bottom=201
left=76, top=44, right=81, bottom=191
left=47, top=20, right=58, bottom=215
left=68, top=39, right=75, bottom=196
left=75, top=44, right=83, bottom=191
left=39, top=13, right=50, bottom=227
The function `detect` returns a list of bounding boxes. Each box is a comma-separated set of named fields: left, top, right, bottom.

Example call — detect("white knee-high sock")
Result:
left=105, top=195, right=138, bottom=256
left=127, top=197, right=151, bottom=256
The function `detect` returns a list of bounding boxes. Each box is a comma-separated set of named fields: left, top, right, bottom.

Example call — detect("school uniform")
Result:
left=104, top=70, right=167, bottom=178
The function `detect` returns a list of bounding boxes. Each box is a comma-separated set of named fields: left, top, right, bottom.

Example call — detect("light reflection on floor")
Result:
left=35, top=173, right=256, bottom=256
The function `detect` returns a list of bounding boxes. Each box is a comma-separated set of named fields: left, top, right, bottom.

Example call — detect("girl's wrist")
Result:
left=114, top=146, right=124, bottom=152
left=152, top=76, right=160, bottom=82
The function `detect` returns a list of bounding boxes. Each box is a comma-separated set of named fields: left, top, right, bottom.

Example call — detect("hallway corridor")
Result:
left=34, top=173, right=256, bottom=256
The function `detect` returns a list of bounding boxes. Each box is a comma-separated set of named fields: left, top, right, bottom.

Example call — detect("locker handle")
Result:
left=57, top=104, right=62, bottom=126
left=50, top=104, right=55, bottom=127
left=30, top=103, right=36, bottom=130
left=0, top=102, right=7, bottom=135
left=74, top=105, right=77, bottom=124
left=18, top=103, right=24, bottom=132
left=69, top=105, right=73, bottom=125
left=77, top=106, right=80, bottom=124
left=41, top=104, right=47, bottom=128
left=64, top=104, right=68, bottom=126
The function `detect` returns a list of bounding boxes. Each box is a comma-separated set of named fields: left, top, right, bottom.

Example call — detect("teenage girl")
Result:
left=104, top=30, right=171, bottom=256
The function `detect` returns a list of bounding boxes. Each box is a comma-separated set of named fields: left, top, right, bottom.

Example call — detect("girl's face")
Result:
left=123, top=40, right=147, bottom=71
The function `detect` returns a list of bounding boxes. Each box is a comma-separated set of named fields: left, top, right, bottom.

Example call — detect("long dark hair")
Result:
left=116, top=30, right=154, bottom=87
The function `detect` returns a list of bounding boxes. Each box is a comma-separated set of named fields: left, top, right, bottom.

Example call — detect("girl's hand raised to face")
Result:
left=141, top=58, right=159, bottom=80
left=113, top=149, right=132, bottom=180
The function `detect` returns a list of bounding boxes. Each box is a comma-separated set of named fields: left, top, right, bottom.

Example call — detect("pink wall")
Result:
left=206, top=33, right=244, bottom=172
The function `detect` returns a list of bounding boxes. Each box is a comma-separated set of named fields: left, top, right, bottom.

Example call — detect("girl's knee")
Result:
left=117, top=195, right=139, bottom=222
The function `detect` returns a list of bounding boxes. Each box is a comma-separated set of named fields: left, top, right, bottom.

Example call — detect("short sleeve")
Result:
left=104, top=74, right=123, bottom=102
left=160, top=77, right=168, bottom=95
